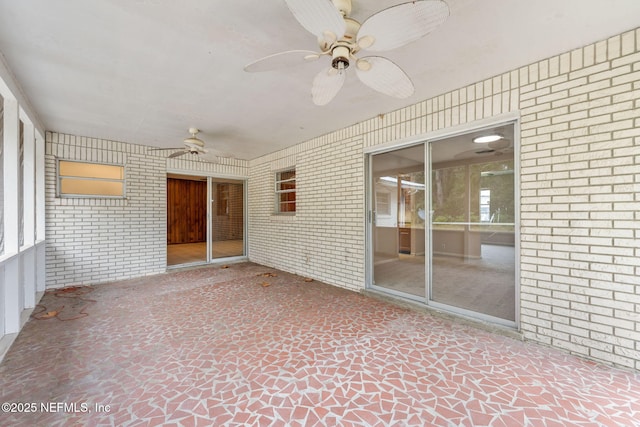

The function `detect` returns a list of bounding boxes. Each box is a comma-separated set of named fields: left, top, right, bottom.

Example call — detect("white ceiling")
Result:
left=0, top=0, right=639, bottom=160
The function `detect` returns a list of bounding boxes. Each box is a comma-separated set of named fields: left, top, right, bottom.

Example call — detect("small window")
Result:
left=376, top=191, right=391, bottom=216
left=58, top=160, right=125, bottom=197
left=275, top=169, right=296, bottom=213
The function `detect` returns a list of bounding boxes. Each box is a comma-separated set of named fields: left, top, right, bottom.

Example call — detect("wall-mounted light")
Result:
left=473, top=134, right=503, bottom=144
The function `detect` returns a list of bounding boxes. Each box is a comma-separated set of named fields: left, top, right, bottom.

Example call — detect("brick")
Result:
left=36, top=29, right=640, bottom=372
left=588, top=65, right=631, bottom=83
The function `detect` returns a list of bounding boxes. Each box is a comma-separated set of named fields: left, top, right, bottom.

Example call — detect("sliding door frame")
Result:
left=364, top=113, right=521, bottom=329
left=366, top=142, right=427, bottom=303
left=209, top=177, right=247, bottom=263
left=166, top=169, right=248, bottom=268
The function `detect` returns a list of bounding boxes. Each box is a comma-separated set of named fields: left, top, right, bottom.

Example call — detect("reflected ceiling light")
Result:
left=473, top=134, right=503, bottom=144
left=379, top=176, right=425, bottom=189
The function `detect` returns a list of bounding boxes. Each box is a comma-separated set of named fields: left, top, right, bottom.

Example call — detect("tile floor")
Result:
left=374, top=245, right=515, bottom=321
left=167, top=239, right=244, bottom=266
left=1, top=262, right=639, bottom=426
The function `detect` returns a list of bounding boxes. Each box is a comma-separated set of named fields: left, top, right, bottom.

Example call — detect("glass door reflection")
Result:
left=372, top=145, right=426, bottom=298
left=429, top=125, right=516, bottom=322
left=211, top=179, right=245, bottom=259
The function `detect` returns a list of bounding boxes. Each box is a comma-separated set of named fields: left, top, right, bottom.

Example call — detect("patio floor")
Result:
left=1, top=262, right=639, bottom=426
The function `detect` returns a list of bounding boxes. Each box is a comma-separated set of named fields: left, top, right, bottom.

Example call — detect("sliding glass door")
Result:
left=167, top=175, right=245, bottom=267
left=368, top=122, right=517, bottom=325
left=429, top=133, right=516, bottom=322
left=210, top=179, right=244, bottom=259
left=370, top=144, right=426, bottom=299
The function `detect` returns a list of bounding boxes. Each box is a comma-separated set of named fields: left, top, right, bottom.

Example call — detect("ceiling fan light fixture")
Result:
left=331, top=45, right=351, bottom=70
left=357, top=35, right=375, bottom=50
left=356, top=58, right=372, bottom=71
left=473, top=134, right=503, bottom=144
left=321, top=30, right=338, bottom=46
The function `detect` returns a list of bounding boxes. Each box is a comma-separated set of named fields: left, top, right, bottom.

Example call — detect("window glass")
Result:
left=431, top=165, right=466, bottom=231
left=371, top=144, right=426, bottom=298
left=275, top=169, right=296, bottom=213
left=18, top=121, right=24, bottom=247
left=430, top=127, right=516, bottom=322
left=376, top=191, right=390, bottom=216
left=59, top=161, right=124, bottom=179
left=217, top=183, right=229, bottom=216
left=58, top=160, right=125, bottom=197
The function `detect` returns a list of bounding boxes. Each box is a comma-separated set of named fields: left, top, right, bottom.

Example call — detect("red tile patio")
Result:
left=1, top=262, right=639, bottom=426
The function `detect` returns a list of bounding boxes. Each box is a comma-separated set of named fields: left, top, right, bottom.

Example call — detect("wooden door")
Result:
left=167, top=178, right=207, bottom=244
left=399, top=227, right=411, bottom=254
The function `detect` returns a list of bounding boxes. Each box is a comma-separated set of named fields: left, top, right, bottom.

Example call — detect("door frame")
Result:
left=166, top=169, right=248, bottom=268
left=364, top=113, right=521, bottom=329
left=365, top=142, right=427, bottom=304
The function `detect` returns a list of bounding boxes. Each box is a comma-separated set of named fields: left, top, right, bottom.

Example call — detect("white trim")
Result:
left=22, top=121, right=35, bottom=247
left=35, top=133, right=45, bottom=242
left=513, top=118, right=522, bottom=331
left=166, top=168, right=247, bottom=181
left=274, top=168, right=296, bottom=214
left=364, top=112, right=521, bottom=155
left=0, top=55, right=45, bottom=135
left=2, top=97, right=18, bottom=256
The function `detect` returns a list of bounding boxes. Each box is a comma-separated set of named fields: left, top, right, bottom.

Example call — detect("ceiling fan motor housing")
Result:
left=245, top=0, right=449, bottom=105
left=329, top=16, right=361, bottom=70
left=331, top=45, right=351, bottom=70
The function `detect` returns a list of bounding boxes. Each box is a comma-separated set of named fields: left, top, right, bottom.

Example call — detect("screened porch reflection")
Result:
left=372, top=145, right=426, bottom=298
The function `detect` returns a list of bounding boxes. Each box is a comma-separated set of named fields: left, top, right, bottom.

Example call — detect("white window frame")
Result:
left=274, top=168, right=296, bottom=214
left=56, top=159, right=126, bottom=198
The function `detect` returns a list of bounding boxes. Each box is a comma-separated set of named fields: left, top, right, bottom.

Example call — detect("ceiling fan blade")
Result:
left=312, top=67, right=346, bottom=106
left=355, top=56, right=414, bottom=99
left=168, top=150, right=189, bottom=158
left=357, top=0, right=449, bottom=52
left=284, top=0, right=346, bottom=40
left=244, top=49, right=322, bottom=72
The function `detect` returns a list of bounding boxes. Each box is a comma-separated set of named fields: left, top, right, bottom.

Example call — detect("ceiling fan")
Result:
left=244, top=0, right=449, bottom=105
left=151, top=128, right=219, bottom=162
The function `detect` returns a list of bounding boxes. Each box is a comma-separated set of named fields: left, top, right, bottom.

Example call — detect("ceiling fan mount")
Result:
left=245, top=0, right=450, bottom=105
left=183, top=127, right=205, bottom=151
left=332, top=0, right=352, bottom=17
left=149, top=128, right=220, bottom=162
